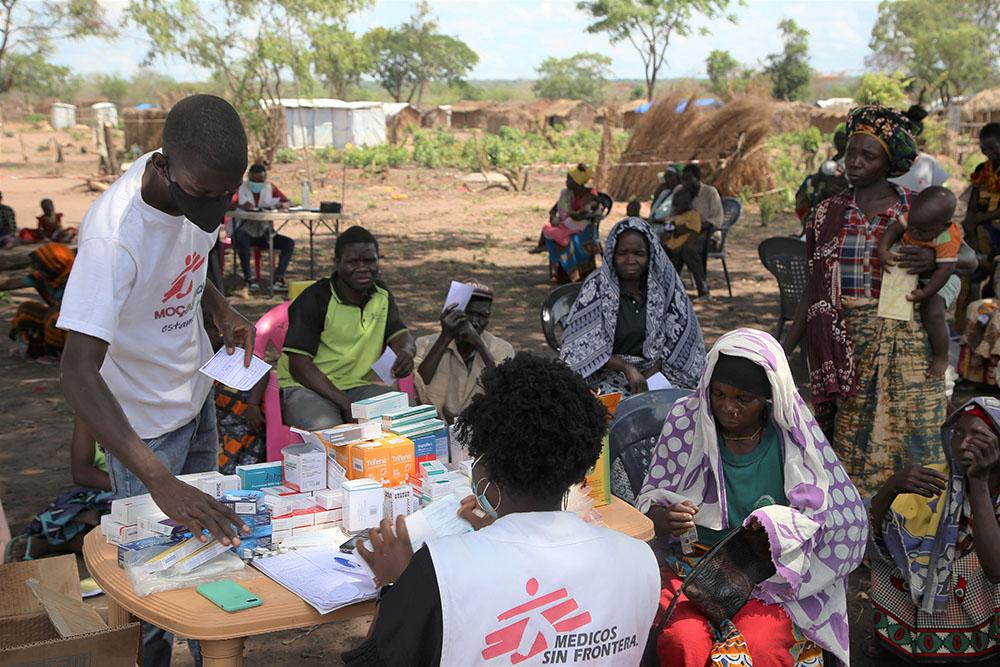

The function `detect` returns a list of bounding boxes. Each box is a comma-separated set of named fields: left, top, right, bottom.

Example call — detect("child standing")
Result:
left=878, top=186, right=962, bottom=378
left=664, top=186, right=703, bottom=273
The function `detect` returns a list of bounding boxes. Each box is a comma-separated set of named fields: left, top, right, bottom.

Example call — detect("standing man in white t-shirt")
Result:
left=58, top=95, right=254, bottom=665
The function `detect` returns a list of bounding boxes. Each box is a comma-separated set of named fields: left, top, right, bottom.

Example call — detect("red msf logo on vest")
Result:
left=482, top=578, right=592, bottom=664
left=162, top=252, right=205, bottom=303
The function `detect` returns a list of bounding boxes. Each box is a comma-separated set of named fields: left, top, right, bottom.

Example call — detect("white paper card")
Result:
left=877, top=266, right=918, bottom=322
left=198, top=347, right=270, bottom=391
left=647, top=372, right=673, bottom=391
left=371, top=347, right=397, bottom=385
left=443, top=281, right=474, bottom=312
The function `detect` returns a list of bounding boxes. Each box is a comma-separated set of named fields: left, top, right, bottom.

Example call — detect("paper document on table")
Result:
left=371, top=347, right=397, bottom=385
left=646, top=372, right=672, bottom=390
left=443, top=280, right=474, bottom=312
left=252, top=546, right=376, bottom=614
left=877, top=266, right=918, bottom=322
left=198, top=347, right=271, bottom=391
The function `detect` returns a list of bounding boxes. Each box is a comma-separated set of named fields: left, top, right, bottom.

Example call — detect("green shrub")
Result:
left=314, top=147, right=341, bottom=163
left=274, top=147, right=299, bottom=164
left=759, top=194, right=781, bottom=226
left=921, top=117, right=946, bottom=155
left=26, top=112, right=46, bottom=126
left=343, top=144, right=408, bottom=168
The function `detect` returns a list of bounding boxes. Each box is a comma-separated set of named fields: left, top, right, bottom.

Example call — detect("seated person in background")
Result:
left=868, top=397, right=1000, bottom=664
left=5, top=416, right=112, bottom=561
left=20, top=199, right=76, bottom=244
left=673, top=164, right=721, bottom=299
left=414, top=281, right=514, bottom=423
left=344, top=353, right=659, bottom=667
left=625, top=198, right=641, bottom=218
left=650, top=166, right=681, bottom=224
left=878, top=186, right=962, bottom=378
left=1, top=242, right=74, bottom=358
left=278, top=226, right=415, bottom=430
left=529, top=163, right=600, bottom=255
left=0, top=191, right=16, bottom=248
left=663, top=187, right=702, bottom=265
left=637, top=329, right=865, bottom=667
left=235, top=163, right=295, bottom=292
left=560, top=217, right=705, bottom=397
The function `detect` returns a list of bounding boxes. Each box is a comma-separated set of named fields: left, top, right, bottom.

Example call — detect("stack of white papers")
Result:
left=252, top=546, right=376, bottom=615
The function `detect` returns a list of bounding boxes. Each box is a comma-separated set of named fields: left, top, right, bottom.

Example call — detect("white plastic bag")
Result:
left=126, top=550, right=245, bottom=597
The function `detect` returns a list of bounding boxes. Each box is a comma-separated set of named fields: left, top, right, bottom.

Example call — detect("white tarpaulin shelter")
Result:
left=271, top=99, right=386, bottom=149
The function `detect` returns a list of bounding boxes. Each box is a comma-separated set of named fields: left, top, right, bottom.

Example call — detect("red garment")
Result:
left=655, top=568, right=797, bottom=667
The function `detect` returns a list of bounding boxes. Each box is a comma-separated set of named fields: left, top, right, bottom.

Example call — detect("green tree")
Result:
left=0, top=0, right=108, bottom=95
left=362, top=3, right=478, bottom=103
left=577, top=0, right=736, bottom=102
left=854, top=71, right=910, bottom=108
left=309, top=26, right=369, bottom=98
left=126, top=0, right=371, bottom=161
left=98, top=74, right=130, bottom=107
left=869, top=0, right=997, bottom=106
left=705, top=49, right=739, bottom=97
left=531, top=52, right=612, bottom=105
left=765, top=18, right=811, bottom=101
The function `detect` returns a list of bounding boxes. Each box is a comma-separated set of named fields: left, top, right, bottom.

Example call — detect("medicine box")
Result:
left=263, top=495, right=294, bottom=518
left=220, top=490, right=265, bottom=516
left=317, top=421, right=382, bottom=446
left=172, top=539, right=230, bottom=573
left=137, top=516, right=186, bottom=539
left=386, top=439, right=415, bottom=485
left=271, top=529, right=292, bottom=544
left=325, top=442, right=358, bottom=481
left=110, top=494, right=158, bottom=525
left=261, top=485, right=303, bottom=497
left=236, top=461, right=283, bottom=491
left=283, top=443, right=327, bottom=492
left=133, top=534, right=209, bottom=575
left=117, top=534, right=187, bottom=568
left=342, top=478, right=384, bottom=532
left=384, top=485, right=413, bottom=519
left=351, top=391, right=409, bottom=420
left=351, top=443, right=391, bottom=485
left=105, top=522, right=139, bottom=546
left=382, top=405, right=437, bottom=429
left=315, top=488, right=343, bottom=510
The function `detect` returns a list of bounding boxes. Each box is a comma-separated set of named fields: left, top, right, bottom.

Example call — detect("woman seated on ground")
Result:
left=344, top=353, right=659, bottom=666
left=1, top=241, right=74, bottom=358
left=868, top=397, right=1000, bottom=664
left=6, top=416, right=111, bottom=561
left=637, top=328, right=866, bottom=667
left=19, top=199, right=76, bottom=244
left=533, top=163, right=603, bottom=283
left=561, top=217, right=705, bottom=397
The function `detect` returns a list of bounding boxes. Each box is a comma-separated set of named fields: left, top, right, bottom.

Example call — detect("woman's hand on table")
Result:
left=649, top=501, right=698, bottom=537
left=895, top=245, right=936, bottom=276
left=357, top=515, right=414, bottom=587
left=889, top=465, right=948, bottom=497
left=458, top=495, right=495, bottom=530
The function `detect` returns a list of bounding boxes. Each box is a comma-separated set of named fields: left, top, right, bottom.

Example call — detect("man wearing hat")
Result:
left=414, top=281, right=515, bottom=423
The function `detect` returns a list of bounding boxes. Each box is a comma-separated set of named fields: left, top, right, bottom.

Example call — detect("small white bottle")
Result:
left=301, top=180, right=311, bottom=209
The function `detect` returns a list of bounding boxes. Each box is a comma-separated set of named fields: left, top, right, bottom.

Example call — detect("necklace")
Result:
left=722, top=425, right=763, bottom=442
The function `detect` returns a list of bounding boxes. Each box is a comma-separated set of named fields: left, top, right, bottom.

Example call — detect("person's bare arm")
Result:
left=69, top=416, right=111, bottom=492
left=202, top=280, right=253, bottom=367
left=287, top=352, right=352, bottom=416
left=964, top=433, right=1000, bottom=582
left=243, top=373, right=269, bottom=433
left=61, top=332, right=246, bottom=543
left=909, top=263, right=954, bottom=302
left=877, top=220, right=905, bottom=270
left=0, top=276, right=25, bottom=291
left=388, top=331, right=416, bottom=378
left=417, top=336, right=451, bottom=386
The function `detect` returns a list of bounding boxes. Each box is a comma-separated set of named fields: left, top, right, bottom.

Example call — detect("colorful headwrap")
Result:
left=876, top=396, right=1000, bottom=613
left=28, top=242, right=75, bottom=290
left=846, top=105, right=918, bottom=178
left=567, top=163, right=594, bottom=186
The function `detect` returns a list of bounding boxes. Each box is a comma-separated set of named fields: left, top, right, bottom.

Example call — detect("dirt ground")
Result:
left=0, top=121, right=945, bottom=665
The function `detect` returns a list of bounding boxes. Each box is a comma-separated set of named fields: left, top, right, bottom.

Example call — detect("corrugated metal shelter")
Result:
left=271, top=99, right=386, bottom=148
left=50, top=103, right=76, bottom=129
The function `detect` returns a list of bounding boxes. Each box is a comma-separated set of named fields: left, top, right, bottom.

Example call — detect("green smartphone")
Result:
left=196, top=580, right=262, bottom=613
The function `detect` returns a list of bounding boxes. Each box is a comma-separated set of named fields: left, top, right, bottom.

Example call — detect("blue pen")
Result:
left=334, top=556, right=361, bottom=569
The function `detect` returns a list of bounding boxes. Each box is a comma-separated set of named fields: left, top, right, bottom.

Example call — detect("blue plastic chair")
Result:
left=608, top=388, right=692, bottom=501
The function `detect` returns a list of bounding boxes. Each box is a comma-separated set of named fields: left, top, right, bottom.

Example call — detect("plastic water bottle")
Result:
left=301, top=180, right=311, bottom=210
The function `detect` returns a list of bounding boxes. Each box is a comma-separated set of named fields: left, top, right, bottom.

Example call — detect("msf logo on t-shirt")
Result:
left=162, top=252, right=205, bottom=303
left=153, top=252, right=206, bottom=332
left=480, top=577, right=639, bottom=664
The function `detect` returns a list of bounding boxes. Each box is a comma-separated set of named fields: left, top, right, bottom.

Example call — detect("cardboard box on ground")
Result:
left=0, top=554, right=139, bottom=666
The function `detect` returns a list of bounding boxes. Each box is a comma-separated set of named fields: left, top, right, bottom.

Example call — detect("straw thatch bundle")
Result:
left=963, top=88, right=1000, bottom=120
left=607, top=93, right=775, bottom=199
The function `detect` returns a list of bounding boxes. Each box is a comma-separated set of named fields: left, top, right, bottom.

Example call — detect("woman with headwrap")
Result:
left=869, top=396, right=1000, bottom=663
left=560, top=217, right=705, bottom=397
left=534, top=163, right=604, bottom=283
left=637, top=328, right=866, bottom=667
left=783, top=104, right=954, bottom=497
left=1, top=242, right=75, bottom=358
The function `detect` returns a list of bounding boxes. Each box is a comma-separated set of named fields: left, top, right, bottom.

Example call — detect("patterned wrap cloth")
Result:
left=560, top=217, right=706, bottom=390
left=636, top=328, right=867, bottom=665
left=870, top=396, right=1000, bottom=662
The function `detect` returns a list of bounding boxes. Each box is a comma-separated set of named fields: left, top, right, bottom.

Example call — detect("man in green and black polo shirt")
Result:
left=278, top=226, right=416, bottom=429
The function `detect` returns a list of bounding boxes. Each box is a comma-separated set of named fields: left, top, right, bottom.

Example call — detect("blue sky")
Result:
left=53, top=0, right=880, bottom=81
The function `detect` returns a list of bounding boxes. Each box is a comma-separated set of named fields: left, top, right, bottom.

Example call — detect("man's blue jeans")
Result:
left=107, top=393, right=217, bottom=667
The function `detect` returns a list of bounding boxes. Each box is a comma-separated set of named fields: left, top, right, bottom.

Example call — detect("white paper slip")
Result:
left=443, top=280, right=474, bottom=312
left=647, top=372, right=673, bottom=391
left=198, top=347, right=271, bottom=391
left=371, top=347, right=397, bottom=385
left=252, top=546, right=376, bottom=615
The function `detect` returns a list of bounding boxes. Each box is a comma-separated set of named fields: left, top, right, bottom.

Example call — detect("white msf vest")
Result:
left=427, top=511, right=659, bottom=666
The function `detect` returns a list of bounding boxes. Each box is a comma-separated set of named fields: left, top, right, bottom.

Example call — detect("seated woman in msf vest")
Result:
left=344, top=353, right=660, bottom=667
left=637, top=328, right=866, bottom=667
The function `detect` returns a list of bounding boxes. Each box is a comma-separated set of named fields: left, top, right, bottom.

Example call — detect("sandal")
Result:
left=4, top=534, right=33, bottom=562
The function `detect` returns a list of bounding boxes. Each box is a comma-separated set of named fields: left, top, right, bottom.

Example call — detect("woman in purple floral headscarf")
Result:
left=636, top=328, right=866, bottom=666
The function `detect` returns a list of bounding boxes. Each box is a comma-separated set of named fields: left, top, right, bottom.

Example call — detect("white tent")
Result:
left=91, top=102, right=118, bottom=126
left=271, top=99, right=386, bottom=149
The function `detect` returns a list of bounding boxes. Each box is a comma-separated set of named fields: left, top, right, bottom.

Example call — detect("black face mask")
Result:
left=159, top=156, right=232, bottom=233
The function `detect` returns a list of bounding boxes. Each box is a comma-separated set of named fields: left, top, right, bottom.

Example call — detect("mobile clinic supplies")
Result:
left=342, top=478, right=383, bottom=532
left=282, top=442, right=327, bottom=492
left=381, top=405, right=437, bottom=430
left=351, top=391, right=409, bottom=420
left=236, top=461, right=283, bottom=490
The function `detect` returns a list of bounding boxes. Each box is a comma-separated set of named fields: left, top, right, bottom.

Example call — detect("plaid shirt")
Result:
left=837, top=186, right=912, bottom=299
left=0, top=204, right=15, bottom=238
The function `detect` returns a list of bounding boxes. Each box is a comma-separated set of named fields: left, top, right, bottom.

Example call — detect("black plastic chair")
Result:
left=705, top=197, right=742, bottom=297
left=757, top=236, right=807, bottom=340
left=608, top=388, right=692, bottom=501
left=539, top=282, right=583, bottom=352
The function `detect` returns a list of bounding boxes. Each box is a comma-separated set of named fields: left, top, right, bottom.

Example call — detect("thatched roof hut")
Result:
left=530, top=99, right=599, bottom=129
left=450, top=101, right=490, bottom=130
left=963, top=88, right=1000, bottom=126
